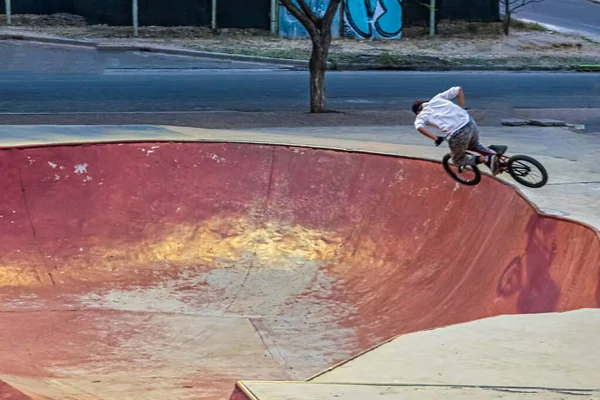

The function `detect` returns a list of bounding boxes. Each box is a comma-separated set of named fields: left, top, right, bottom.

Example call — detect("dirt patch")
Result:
left=2, top=13, right=86, bottom=27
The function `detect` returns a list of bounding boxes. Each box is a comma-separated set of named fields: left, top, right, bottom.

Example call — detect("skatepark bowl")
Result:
left=0, top=140, right=598, bottom=400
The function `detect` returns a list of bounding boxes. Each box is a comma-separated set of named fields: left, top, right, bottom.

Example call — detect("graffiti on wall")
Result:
left=344, top=0, right=403, bottom=39
left=277, top=0, right=402, bottom=40
left=279, top=0, right=341, bottom=38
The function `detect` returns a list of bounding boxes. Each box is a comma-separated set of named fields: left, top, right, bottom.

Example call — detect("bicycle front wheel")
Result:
left=507, top=155, right=548, bottom=188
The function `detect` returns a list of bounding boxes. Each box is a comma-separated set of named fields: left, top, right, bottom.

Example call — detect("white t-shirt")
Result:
left=414, top=86, right=470, bottom=135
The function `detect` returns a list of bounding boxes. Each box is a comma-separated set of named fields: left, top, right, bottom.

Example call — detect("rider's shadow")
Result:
left=497, top=216, right=560, bottom=313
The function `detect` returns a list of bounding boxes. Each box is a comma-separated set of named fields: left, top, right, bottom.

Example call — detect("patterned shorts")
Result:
left=447, top=119, right=492, bottom=166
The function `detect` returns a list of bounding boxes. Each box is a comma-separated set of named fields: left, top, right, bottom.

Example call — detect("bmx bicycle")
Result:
left=441, top=142, right=549, bottom=188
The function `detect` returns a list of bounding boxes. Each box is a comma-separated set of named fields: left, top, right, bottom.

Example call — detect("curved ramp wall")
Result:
left=0, top=142, right=598, bottom=399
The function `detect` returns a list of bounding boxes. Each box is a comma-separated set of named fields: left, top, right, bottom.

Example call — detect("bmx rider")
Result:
left=412, top=86, right=499, bottom=175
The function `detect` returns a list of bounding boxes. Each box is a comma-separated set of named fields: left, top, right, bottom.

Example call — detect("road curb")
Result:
left=0, top=29, right=595, bottom=72
left=333, top=63, right=576, bottom=72
left=95, top=44, right=310, bottom=67
left=0, top=31, right=97, bottom=47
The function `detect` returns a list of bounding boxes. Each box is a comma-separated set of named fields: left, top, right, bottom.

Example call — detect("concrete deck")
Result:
left=311, top=309, right=600, bottom=388
left=237, top=381, right=600, bottom=400
left=236, top=309, right=600, bottom=399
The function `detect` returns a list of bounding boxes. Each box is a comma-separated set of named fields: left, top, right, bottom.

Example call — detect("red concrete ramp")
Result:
left=0, top=380, right=33, bottom=400
left=0, top=142, right=598, bottom=399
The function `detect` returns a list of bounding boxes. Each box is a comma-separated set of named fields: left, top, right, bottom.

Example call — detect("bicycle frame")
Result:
left=442, top=136, right=510, bottom=174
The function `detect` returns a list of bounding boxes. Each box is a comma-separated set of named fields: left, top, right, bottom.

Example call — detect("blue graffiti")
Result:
left=344, top=0, right=402, bottom=39
left=279, top=0, right=341, bottom=38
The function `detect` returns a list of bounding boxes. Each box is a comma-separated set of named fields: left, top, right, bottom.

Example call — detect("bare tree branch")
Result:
left=296, top=0, right=319, bottom=26
left=321, top=0, right=342, bottom=32
left=502, top=0, right=545, bottom=35
left=280, top=0, right=319, bottom=37
left=507, top=0, right=545, bottom=13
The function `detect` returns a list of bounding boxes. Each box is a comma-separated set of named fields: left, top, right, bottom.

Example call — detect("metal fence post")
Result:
left=132, top=0, right=139, bottom=36
left=270, top=0, right=278, bottom=35
left=429, top=0, right=436, bottom=37
left=211, top=0, right=217, bottom=31
left=5, top=0, right=11, bottom=25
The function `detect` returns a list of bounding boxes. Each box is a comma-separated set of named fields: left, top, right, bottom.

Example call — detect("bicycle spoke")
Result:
left=510, top=160, right=543, bottom=184
left=450, top=163, right=477, bottom=182
left=443, top=153, right=482, bottom=186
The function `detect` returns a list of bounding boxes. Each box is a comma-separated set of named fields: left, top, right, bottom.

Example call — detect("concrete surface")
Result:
left=236, top=381, right=600, bottom=400
left=310, top=310, right=600, bottom=388
left=0, top=125, right=598, bottom=400
left=2, top=109, right=599, bottom=134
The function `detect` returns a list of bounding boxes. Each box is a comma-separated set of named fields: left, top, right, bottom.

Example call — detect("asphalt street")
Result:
left=511, top=0, right=600, bottom=38
left=2, top=40, right=600, bottom=113
left=1, top=41, right=599, bottom=130
left=2, top=68, right=600, bottom=113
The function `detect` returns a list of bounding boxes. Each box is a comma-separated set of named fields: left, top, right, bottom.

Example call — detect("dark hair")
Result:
left=412, top=100, right=425, bottom=115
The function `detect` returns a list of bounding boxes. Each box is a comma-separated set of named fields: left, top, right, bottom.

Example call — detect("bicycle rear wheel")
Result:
left=507, top=155, right=548, bottom=188
left=442, top=153, right=481, bottom=186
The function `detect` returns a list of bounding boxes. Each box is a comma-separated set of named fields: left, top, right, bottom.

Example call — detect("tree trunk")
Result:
left=503, top=9, right=511, bottom=35
left=309, top=35, right=330, bottom=113
left=278, top=0, right=341, bottom=113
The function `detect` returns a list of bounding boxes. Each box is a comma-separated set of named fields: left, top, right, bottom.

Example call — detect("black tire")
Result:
left=442, top=153, right=481, bottom=186
left=507, top=154, right=548, bottom=188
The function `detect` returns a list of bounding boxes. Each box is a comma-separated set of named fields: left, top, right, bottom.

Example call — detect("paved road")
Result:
left=511, top=0, right=600, bottom=39
left=1, top=40, right=599, bottom=114
left=1, top=40, right=600, bottom=130
left=2, top=68, right=599, bottom=113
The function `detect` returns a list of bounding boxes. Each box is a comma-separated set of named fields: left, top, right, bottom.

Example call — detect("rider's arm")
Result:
left=436, top=86, right=466, bottom=109
left=415, top=117, right=443, bottom=145
left=415, top=115, right=437, bottom=141
left=417, top=127, right=438, bottom=141
left=456, top=87, right=465, bottom=109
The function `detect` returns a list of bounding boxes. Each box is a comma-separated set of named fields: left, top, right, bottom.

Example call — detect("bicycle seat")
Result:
left=489, top=145, right=507, bottom=155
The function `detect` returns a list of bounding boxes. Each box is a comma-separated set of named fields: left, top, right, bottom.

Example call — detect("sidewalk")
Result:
left=0, top=27, right=307, bottom=68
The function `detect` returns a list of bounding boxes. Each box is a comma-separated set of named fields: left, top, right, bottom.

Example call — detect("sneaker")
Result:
left=487, top=155, right=499, bottom=175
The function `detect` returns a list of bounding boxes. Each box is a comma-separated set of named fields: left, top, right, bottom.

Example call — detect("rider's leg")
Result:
left=449, top=121, right=483, bottom=166
left=467, top=119, right=499, bottom=174
left=468, top=119, right=494, bottom=154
